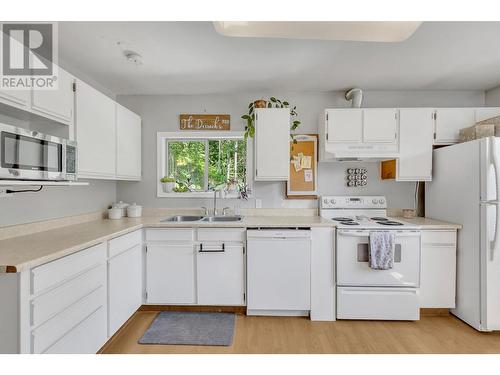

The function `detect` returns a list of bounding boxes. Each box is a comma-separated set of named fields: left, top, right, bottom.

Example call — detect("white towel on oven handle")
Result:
left=369, top=231, right=395, bottom=270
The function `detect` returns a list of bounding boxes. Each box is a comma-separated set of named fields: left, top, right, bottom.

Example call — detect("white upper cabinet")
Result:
left=116, top=104, right=141, bottom=180
left=363, top=109, right=398, bottom=144
left=0, top=88, right=31, bottom=109
left=397, top=108, right=434, bottom=181
left=254, top=108, right=290, bottom=181
left=434, top=108, right=475, bottom=144
left=326, top=109, right=362, bottom=143
left=31, top=68, right=75, bottom=126
left=75, top=79, right=117, bottom=179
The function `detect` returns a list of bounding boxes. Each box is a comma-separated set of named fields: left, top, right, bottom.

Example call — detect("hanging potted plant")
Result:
left=241, top=97, right=301, bottom=140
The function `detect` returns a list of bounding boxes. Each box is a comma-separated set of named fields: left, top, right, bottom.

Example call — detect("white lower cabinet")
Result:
left=108, top=243, right=142, bottom=337
left=196, top=230, right=245, bottom=306
left=419, top=230, right=457, bottom=308
left=29, top=242, right=107, bottom=354
left=146, top=242, right=196, bottom=304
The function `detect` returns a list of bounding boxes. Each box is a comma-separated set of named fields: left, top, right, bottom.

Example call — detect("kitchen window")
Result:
left=157, top=131, right=250, bottom=197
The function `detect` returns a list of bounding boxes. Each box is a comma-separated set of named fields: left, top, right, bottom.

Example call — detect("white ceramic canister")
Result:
left=126, top=203, right=143, bottom=218
left=112, top=201, right=130, bottom=216
left=108, top=207, right=123, bottom=220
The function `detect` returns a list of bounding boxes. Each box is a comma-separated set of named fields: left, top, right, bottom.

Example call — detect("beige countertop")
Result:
left=0, top=215, right=461, bottom=273
left=395, top=217, right=462, bottom=230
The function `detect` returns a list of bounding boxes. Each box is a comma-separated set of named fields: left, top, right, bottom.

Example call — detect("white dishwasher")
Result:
left=247, top=229, right=311, bottom=316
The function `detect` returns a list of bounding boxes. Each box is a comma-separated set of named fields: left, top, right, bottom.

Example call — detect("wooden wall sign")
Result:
left=179, top=114, right=230, bottom=131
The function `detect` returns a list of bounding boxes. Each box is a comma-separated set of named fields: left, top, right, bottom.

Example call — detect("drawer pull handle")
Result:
left=198, top=243, right=225, bottom=253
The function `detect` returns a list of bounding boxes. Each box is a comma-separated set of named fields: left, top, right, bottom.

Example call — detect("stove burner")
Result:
left=332, top=217, right=354, bottom=222
left=371, top=217, right=388, bottom=221
left=339, top=221, right=360, bottom=226
left=376, top=220, right=403, bottom=226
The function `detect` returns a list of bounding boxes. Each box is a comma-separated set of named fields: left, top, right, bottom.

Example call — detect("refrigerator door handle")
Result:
left=490, top=201, right=499, bottom=261
left=490, top=136, right=500, bottom=203
left=490, top=137, right=500, bottom=260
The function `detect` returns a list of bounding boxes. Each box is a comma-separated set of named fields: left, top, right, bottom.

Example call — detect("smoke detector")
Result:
left=124, top=50, right=142, bottom=65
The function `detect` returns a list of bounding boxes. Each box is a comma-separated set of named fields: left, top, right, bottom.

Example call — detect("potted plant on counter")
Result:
left=160, top=177, right=176, bottom=193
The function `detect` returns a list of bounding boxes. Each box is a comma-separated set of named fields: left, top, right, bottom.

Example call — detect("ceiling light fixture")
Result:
left=213, top=21, right=422, bottom=42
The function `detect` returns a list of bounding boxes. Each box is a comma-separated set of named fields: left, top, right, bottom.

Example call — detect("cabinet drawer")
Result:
left=197, top=228, right=245, bottom=242
left=108, top=230, right=142, bottom=258
left=31, top=264, right=105, bottom=327
left=145, top=228, right=193, bottom=242
left=337, top=287, right=419, bottom=320
left=31, top=285, right=105, bottom=353
left=43, top=306, right=106, bottom=354
left=31, top=243, right=106, bottom=295
left=421, top=231, right=456, bottom=246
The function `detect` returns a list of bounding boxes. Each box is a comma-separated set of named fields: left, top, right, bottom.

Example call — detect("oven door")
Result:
left=336, top=229, right=421, bottom=287
left=0, top=126, right=66, bottom=180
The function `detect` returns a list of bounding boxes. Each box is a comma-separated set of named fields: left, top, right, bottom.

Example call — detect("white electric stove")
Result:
left=320, top=195, right=421, bottom=321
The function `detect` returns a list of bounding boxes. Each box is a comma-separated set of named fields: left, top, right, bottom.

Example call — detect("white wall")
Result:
left=485, top=86, right=500, bottom=106
left=0, top=180, right=116, bottom=227
left=116, top=90, right=484, bottom=211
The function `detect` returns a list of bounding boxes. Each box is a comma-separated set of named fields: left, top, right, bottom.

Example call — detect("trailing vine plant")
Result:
left=242, top=97, right=301, bottom=142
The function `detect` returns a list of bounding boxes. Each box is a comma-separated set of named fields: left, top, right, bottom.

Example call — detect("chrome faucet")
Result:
left=213, top=189, right=218, bottom=216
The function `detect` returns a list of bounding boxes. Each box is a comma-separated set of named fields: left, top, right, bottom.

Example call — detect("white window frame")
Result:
left=157, top=131, right=252, bottom=198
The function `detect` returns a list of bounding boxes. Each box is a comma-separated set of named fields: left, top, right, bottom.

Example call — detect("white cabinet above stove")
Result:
left=320, top=108, right=399, bottom=161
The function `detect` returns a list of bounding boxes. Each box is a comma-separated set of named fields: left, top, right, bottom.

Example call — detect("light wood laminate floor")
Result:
left=100, top=311, right=500, bottom=354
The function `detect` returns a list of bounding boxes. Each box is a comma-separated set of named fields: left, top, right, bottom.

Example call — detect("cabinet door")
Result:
left=434, top=108, right=475, bottom=144
left=31, top=68, right=74, bottom=125
left=254, top=108, right=290, bottom=181
left=475, top=107, right=500, bottom=123
left=419, top=231, right=457, bottom=308
left=397, top=108, right=434, bottom=181
left=197, top=243, right=245, bottom=305
left=75, top=79, right=116, bottom=178
left=146, top=244, right=195, bottom=304
left=363, top=109, right=398, bottom=143
left=420, top=245, right=456, bottom=308
left=326, top=109, right=362, bottom=143
left=247, top=238, right=310, bottom=311
left=108, top=245, right=142, bottom=337
left=116, top=104, right=141, bottom=180
left=0, top=89, right=31, bottom=109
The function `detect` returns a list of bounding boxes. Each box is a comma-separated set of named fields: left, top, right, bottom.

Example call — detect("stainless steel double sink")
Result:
left=161, top=215, right=243, bottom=223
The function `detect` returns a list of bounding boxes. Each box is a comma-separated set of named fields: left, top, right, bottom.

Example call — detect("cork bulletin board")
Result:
left=286, top=134, right=318, bottom=199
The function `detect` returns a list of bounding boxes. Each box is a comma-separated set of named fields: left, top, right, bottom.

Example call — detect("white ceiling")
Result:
left=58, top=21, right=500, bottom=95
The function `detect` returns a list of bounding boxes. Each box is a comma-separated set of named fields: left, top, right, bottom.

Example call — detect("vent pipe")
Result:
left=345, top=88, right=363, bottom=108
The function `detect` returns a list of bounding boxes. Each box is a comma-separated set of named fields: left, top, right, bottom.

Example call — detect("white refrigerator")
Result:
left=426, top=136, right=500, bottom=331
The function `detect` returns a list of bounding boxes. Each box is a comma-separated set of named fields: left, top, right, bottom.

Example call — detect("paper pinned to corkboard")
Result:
left=286, top=134, right=318, bottom=199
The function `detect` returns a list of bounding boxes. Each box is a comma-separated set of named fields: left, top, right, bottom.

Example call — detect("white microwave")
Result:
left=0, top=123, right=77, bottom=181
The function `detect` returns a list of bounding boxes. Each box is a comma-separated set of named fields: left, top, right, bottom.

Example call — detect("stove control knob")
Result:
left=379, top=199, right=385, bottom=204
left=323, top=198, right=328, bottom=205
left=330, top=199, right=336, bottom=204
left=372, top=198, right=378, bottom=204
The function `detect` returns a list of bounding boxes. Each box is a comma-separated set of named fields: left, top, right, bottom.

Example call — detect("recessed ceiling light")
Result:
left=124, top=50, right=143, bottom=65
left=213, top=21, right=422, bottom=42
